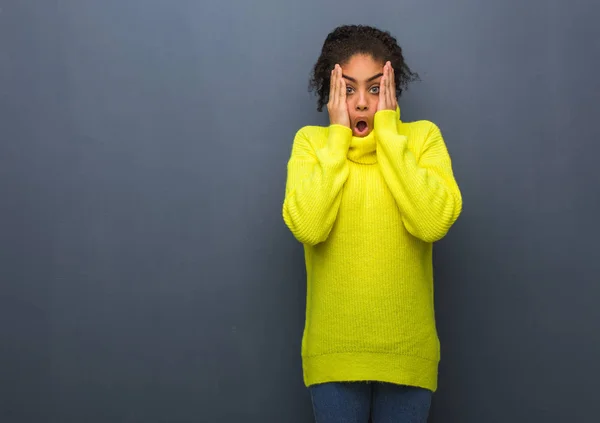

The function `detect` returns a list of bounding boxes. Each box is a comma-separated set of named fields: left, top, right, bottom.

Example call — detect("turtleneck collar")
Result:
left=347, top=130, right=377, bottom=164
left=347, top=106, right=401, bottom=165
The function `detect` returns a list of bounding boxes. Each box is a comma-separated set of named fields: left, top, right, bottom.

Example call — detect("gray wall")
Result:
left=1, top=1, right=599, bottom=422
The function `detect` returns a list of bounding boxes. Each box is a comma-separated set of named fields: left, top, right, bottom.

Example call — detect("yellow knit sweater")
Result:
left=282, top=107, right=462, bottom=392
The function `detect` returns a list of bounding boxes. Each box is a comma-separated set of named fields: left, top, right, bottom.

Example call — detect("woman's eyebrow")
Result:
left=342, top=73, right=383, bottom=83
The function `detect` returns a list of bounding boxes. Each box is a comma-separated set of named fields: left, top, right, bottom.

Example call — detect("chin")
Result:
left=353, top=129, right=373, bottom=138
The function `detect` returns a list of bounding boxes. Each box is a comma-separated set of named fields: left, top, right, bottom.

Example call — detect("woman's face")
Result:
left=340, top=54, right=385, bottom=137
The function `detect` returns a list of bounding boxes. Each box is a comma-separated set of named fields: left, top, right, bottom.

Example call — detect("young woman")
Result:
left=282, top=24, right=462, bottom=423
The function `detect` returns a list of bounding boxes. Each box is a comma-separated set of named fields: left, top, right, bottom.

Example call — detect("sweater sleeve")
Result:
left=374, top=110, right=462, bottom=243
left=282, top=125, right=352, bottom=245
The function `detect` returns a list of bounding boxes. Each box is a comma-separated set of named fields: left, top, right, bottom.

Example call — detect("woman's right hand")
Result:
left=327, top=64, right=350, bottom=128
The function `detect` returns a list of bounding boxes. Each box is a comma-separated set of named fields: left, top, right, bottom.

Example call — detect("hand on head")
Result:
left=327, top=64, right=351, bottom=128
left=377, top=61, right=397, bottom=112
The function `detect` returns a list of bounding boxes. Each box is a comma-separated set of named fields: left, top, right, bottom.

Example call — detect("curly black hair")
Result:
left=309, top=25, right=420, bottom=112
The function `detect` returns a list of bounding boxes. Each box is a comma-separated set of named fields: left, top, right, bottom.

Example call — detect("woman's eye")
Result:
left=346, top=87, right=354, bottom=94
left=370, top=86, right=380, bottom=94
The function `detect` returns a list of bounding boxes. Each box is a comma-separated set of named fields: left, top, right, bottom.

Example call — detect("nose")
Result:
left=356, top=103, right=368, bottom=111
left=356, top=93, right=368, bottom=111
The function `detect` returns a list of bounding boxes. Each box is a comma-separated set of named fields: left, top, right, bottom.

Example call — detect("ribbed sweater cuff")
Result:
left=374, top=109, right=399, bottom=135
left=321, top=124, right=352, bottom=162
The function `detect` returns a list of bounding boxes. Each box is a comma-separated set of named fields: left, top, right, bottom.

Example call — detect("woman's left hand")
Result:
left=377, top=61, right=397, bottom=111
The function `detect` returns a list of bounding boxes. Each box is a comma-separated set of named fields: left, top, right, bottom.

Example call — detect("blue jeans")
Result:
left=309, top=382, right=432, bottom=423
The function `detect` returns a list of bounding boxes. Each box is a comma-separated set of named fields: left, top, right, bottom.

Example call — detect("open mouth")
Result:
left=355, top=120, right=369, bottom=135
